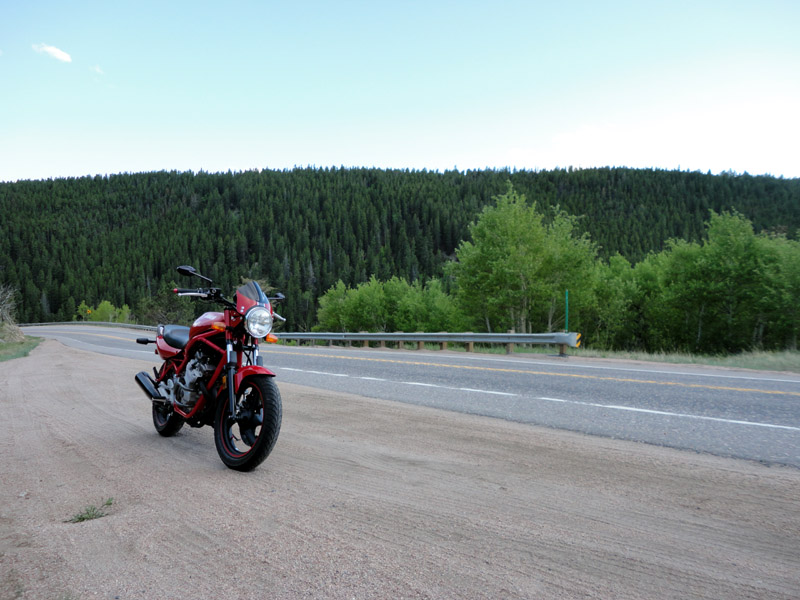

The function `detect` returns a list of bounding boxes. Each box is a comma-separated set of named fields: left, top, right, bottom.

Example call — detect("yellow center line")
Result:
left=261, top=349, right=800, bottom=397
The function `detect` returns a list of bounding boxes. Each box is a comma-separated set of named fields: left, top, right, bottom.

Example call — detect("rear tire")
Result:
left=152, top=403, right=184, bottom=437
left=214, top=376, right=282, bottom=471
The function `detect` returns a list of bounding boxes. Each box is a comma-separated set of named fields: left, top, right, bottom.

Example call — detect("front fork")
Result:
left=226, top=340, right=237, bottom=418
left=225, top=339, right=260, bottom=419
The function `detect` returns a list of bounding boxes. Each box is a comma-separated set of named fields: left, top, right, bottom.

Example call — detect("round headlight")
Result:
left=244, top=306, right=273, bottom=338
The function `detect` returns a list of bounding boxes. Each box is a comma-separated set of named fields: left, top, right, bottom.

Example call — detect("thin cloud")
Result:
left=91, top=65, right=104, bottom=75
left=32, top=43, right=72, bottom=63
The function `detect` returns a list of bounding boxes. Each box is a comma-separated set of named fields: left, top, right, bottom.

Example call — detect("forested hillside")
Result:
left=2, top=167, right=799, bottom=330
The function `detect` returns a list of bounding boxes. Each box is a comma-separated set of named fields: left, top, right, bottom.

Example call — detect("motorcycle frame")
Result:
left=154, top=306, right=275, bottom=420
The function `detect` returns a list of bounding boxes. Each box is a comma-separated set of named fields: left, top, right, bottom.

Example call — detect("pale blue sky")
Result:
left=1, top=0, right=798, bottom=182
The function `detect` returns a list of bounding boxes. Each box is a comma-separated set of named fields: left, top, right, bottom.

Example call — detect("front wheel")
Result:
left=214, top=376, right=282, bottom=471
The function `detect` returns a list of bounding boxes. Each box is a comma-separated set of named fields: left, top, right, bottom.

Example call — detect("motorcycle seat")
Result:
left=163, top=325, right=191, bottom=349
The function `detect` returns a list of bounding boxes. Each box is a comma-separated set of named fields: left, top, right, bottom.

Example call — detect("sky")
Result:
left=1, top=0, right=798, bottom=182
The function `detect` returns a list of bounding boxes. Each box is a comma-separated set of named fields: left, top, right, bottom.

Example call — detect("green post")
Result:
left=565, top=289, right=569, bottom=332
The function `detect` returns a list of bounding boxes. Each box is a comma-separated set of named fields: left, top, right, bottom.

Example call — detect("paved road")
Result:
left=22, top=324, right=800, bottom=467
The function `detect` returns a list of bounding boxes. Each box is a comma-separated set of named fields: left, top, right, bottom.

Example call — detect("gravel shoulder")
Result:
left=2, top=340, right=799, bottom=599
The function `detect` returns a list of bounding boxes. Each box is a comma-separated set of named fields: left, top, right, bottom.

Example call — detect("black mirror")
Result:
left=177, top=265, right=213, bottom=283
left=177, top=265, right=197, bottom=277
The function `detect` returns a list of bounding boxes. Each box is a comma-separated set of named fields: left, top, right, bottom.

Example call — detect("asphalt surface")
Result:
left=22, top=324, right=800, bottom=468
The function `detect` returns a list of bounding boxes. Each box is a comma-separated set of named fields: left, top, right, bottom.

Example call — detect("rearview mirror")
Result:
left=177, top=265, right=197, bottom=277
left=177, top=265, right=213, bottom=283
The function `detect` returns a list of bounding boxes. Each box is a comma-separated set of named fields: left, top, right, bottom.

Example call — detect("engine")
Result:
left=158, top=348, right=217, bottom=410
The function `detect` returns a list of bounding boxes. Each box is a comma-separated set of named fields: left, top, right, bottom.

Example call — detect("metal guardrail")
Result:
left=277, top=331, right=581, bottom=354
left=20, top=322, right=581, bottom=354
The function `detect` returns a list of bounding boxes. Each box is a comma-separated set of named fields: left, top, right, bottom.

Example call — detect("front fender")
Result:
left=234, top=365, right=276, bottom=392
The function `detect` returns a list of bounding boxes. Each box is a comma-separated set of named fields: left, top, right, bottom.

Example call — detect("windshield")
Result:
left=236, top=281, right=269, bottom=304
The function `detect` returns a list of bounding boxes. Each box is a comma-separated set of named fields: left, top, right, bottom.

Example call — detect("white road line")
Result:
left=279, top=367, right=800, bottom=432
left=536, top=397, right=800, bottom=432
left=282, top=366, right=514, bottom=396
left=459, top=387, right=517, bottom=397
left=307, top=370, right=348, bottom=377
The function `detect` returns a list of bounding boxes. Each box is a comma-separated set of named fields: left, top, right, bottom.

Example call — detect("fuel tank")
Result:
left=190, top=311, right=224, bottom=338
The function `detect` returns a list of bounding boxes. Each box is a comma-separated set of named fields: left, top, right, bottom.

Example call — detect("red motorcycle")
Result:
left=135, top=265, right=283, bottom=471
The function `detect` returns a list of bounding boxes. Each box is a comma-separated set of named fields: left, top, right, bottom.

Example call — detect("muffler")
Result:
left=135, top=371, right=167, bottom=402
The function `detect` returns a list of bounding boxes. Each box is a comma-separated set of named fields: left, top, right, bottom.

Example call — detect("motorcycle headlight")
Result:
left=244, top=306, right=273, bottom=339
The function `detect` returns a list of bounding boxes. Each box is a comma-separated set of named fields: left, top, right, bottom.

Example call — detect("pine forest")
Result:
left=2, top=166, right=799, bottom=354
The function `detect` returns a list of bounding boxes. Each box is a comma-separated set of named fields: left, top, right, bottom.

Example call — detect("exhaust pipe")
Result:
left=135, top=371, right=167, bottom=402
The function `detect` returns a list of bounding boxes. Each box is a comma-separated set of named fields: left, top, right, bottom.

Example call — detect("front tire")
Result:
left=214, top=376, right=282, bottom=471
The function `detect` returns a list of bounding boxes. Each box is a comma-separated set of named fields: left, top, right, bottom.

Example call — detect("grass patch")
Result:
left=67, top=498, right=114, bottom=523
left=0, top=336, right=42, bottom=362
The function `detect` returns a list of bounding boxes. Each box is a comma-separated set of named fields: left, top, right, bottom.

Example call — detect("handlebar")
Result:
left=173, top=287, right=235, bottom=309
left=173, top=288, right=209, bottom=298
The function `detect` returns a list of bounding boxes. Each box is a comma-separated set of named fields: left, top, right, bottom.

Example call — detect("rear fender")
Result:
left=234, top=365, right=275, bottom=392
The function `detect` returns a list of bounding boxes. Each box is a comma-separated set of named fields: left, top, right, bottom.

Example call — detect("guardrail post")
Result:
left=559, top=343, right=567, bottom=356
left=439, top=332, right=448, bottom=351
left=506, top=329, right=515, bottom=354
left=465, top=333, right=474, bottom=352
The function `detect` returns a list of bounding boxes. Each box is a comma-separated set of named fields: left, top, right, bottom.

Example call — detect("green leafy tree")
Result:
left=315, top=276, right=465, bottom=333
left=345, top=276, right=387, bottom=332
left=695, top=211, right=766, bottom=351
left=447, top=184, right=548, bottom=332
left=315, top=280, right=349, bottom=332
left=536, top=209, right=598, bottom=333
left=447, top=184, right=598, bottom=333
left=632, top=211, right=795, bottom=353
left=766, top=235, right=800, bottom=349
left=417, top=279, right=466, bottom=332
left=586, top=254, right=638, bottom=350
left=117, top=304, right=132, bottom=323
left=90, top=300, right=117, bottom=322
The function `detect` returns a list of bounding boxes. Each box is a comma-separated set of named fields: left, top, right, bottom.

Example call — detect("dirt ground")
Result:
left=1, top=340, right=799, bottom=599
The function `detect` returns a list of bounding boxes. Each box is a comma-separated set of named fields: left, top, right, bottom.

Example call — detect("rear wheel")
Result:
left=152, top=402, right=184, bottom=436
left=214, top=376, right=282, bottom=471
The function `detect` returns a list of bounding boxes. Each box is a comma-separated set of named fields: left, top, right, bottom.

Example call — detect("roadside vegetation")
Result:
left=0, top=283, right=41, bottom=361
left=315, top=185, right=800, bottom=357
left=0, top=334, right=42, bottom=362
